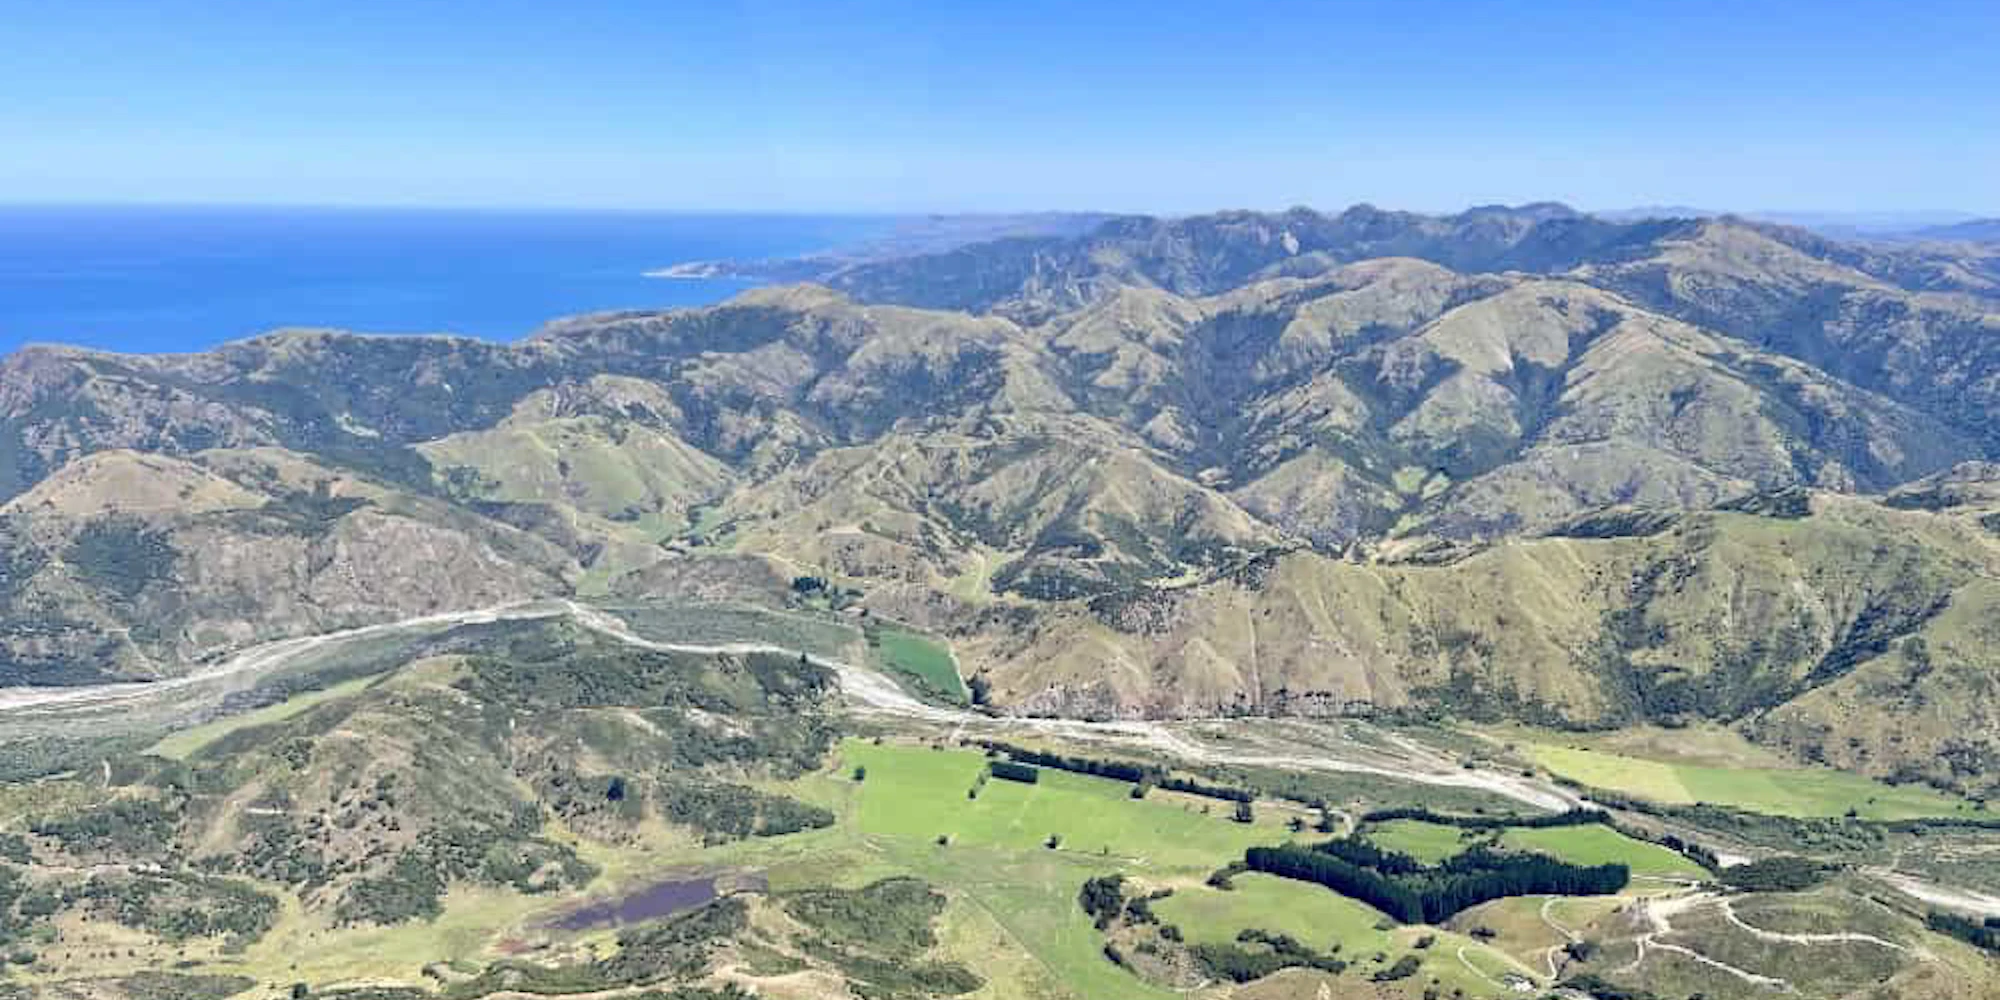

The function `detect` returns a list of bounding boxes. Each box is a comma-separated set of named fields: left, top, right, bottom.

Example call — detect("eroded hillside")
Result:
left=4, top=204, right=1998, bottom=795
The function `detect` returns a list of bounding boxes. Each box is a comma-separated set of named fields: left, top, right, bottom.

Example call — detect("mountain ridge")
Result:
left=4, top=203, right=1998, bottom=796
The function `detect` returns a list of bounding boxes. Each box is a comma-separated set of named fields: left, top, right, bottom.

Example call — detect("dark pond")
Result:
left=547, top=872, right=763, bottom=931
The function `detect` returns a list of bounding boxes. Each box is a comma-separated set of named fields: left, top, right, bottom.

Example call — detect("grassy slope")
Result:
left=1365, top=819, right=1706, bottom=879
left=1568, top=884, right=1994, bottom=1000
left=228, top=883, right=556, bottom=988
left=418, top=416, right=735, bottom=596
left=824, top=739, right=1550, bottom=999
left=776, top=741, right=1214, bottom=999
left=419, top=416, right=728, bottom=528
left=1497, top=825, right=1707, bottom=879
left=1153, top=874, right=1541, bottom=994
left=1525, top=743, right=1977, bottom=820
left=1154, top=873, right=1390, bottom=951
left=967, top=498, right=2000, bottom=801
left=1366, top=820, right=1475, bottom=864
left=43, top=731, right=1986, bottom=1000
left=841, top=740, right=1281, bottom=865
left=147, top=675, right=378, bottom=760
left=869, top=627, right=967, bottom=702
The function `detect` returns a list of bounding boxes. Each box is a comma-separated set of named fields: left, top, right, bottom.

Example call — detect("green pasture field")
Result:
left=188, top=738, right=1718, bottom=999
left=1364, top=817, right=1706, bottom=878
left=1155, top=872, right=1393, bottom=951
left=867, top=627, right=966, bottom=701
left=1526, top=743, right=1976, bottom=820
left=1154, top=873, right=1541, bottom=994
left=1366, top=819, right=1479, bottom=863
left=1497, top=824, right=1708, bottom=879
left=839, top=739, right=1283, bottom=865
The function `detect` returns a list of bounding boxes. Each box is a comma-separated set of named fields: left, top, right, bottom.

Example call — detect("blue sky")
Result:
left=2, top=0, right=1996, bottom=214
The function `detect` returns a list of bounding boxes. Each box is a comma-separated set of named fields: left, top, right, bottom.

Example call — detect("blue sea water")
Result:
left=0, top=205, right=895, bottom=356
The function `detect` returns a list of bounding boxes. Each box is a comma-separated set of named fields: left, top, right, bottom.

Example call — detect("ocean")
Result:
left=0, top=205, right=895, bottom=355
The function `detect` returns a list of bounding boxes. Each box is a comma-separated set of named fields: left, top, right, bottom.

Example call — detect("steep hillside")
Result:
left=1575, top=219, right=2000, bottom=452
left=958, top=493, right=2000, bottom=795
left=1, top=204, right=1997, bottom=798
left=0, top=622, right=882, bottom=997
left=0, top=449, right=576, bottom=684
left=813, top=203, right=1673, bottom=318
left=1917, top=218, right=2000, bottom=243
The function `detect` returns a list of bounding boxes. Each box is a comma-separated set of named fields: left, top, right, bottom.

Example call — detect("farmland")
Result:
left=867, top=627, right=967, bottom=702
left=1497, top=824, right=1707, bottom=879
left=1, top=623, right=1994, bottom=1000
left=1524, top=743, right=1978, bottom=820
left=1360, top=816, right=1705, bottom=879
left=1153, top=874, right=1541, bottom=995
left=838, top=739, right=1286, bottom=865
left=1365, top=819, right=1476, bottom=864
left=811, top=739, right=1548, bottom=998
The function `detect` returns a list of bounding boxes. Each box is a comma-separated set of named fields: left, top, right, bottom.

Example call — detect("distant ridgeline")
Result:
left=2, top=202, right=1999, bottom=799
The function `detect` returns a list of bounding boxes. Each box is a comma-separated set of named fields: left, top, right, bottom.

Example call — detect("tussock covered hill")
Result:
left=3, top=204, right=1998, bottom=793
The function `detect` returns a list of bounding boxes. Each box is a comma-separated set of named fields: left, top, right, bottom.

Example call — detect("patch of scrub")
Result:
left=147, top=675, right=377, bottom=761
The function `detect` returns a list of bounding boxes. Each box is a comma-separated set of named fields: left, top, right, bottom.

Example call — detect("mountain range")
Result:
left=1916, top=218, right=2000, bottom=243
left=3, top=202, right=1998, bottom=797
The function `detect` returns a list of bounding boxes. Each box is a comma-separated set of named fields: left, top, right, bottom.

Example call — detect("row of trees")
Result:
left=974, top=740, right=1256, bottom=802
left=1655, top=832, right=1719, bottom=870
left=989, top=761, right=1040, bottom=784
left=1161, top=775, right=1255, bottom=804
left=980, top=741, right=1151, bottom=783
left=1360, top=806, right=1611, bottom=830
left=1925, top=911, right=2000, bottom=953
left=1244, top=843, right=1629, bottom=924
left=1311, top=836, right=1424, bottom=875
left=1879, top=815, right=2000, bottom=833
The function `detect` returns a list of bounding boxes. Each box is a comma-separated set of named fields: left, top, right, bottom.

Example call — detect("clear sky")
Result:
left=3, top=0, right=1996, bottom=215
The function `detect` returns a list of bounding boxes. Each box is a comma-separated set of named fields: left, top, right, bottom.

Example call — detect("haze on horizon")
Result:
left=2, top=0, right=1998, bottom=216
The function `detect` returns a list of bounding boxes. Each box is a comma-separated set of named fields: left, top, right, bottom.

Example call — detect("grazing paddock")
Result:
left=868, top=627, right=966, bottom=701
left=1498, top=825, right=1707, bottom=879
left=839, top=739, right=1283, bottom=866
left=1366, top=819, right=1479, bottom=864
left=1526, top=744, right=1974, bottom=820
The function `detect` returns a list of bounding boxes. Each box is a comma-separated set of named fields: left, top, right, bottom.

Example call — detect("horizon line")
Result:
left=1, top=197, right=1991, bottom=224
